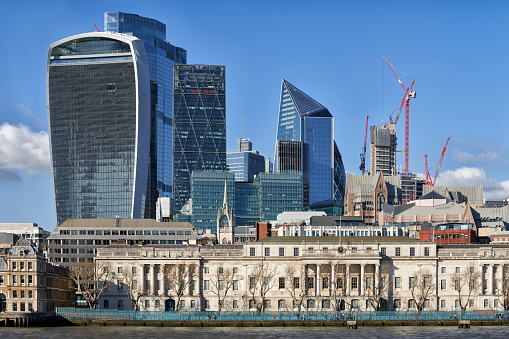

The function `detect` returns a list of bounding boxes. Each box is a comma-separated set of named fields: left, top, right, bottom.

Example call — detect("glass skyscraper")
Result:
left=173, top=65, right=226, bottom=211
left=47, top=32, right=150, bottom=226
left=275, top=79, right=345, bottom=207
left=104, top=12, right=187, bottom=218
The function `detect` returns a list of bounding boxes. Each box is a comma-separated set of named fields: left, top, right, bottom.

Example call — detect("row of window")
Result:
left=9, top=261, right=34, bottom=271
left=10, top=302, right=34, bottom=312
left=58, top=229, right=192, bottom=236
left=10, top=290, right=35, bottom=299
left=0, top=274, right=34, bottom=286
left=249, top=247, right=431, bottom=257
left=50, top=239, right=187, bottom=246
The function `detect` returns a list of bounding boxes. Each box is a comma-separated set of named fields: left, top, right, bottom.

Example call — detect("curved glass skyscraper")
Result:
left=275, top=79, right=346, bottom=206
left=47, top=32, right=150, bottom=226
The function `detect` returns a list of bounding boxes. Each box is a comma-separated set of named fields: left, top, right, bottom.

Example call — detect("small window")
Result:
left=250, top=248, right=255, bottom=256
left=279, top=248, right=285, bottom=257
left=410, top=247, right=415, bottom=256
left=265, top=247, right=270, bottom=256
left=441, top=267, right=446, bottom=274
left=104, top=300, right=109, bottom=309
left=380, top=247, right=387, bottom=256
left=279, top=277, right=285, bottom=289
left=395, top=277, right=401, bottom=289
left=117, top=267, right=122, bottom=274
left=294, top=248, right=299, bottom=256
left=351, top=277, right=358, bottom=289
left=424, top=247, right=430, bottom=256
left=278, top=299, right=286, bottom=309
left=441, top=279, right=447, bottom=290
left=441, top=299, right=446, bottom=308
left=395, top=247, right=401, bottom=256
left=456, top=267, right=460, bottom=274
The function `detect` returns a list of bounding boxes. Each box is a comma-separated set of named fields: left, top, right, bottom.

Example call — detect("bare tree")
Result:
left=327, top=259, right=347, bottom=312
left=69, top=261, right=115, bottom=309
left=284, top=265, right=307, bottom=311
left=209, top=266, right=242, bottom=311
left=409, top=268, right=436, bottom=311
left=365, top=268, right=393, bottom=311
left=451, top=263, right=481, bottom=311
left=249, top=262, right=277, bottom=311
left=163, top=263, right=197, bottom=311
left=118, top=265, right=146, bottom=311
left=495, top=266, right=509, bottom=310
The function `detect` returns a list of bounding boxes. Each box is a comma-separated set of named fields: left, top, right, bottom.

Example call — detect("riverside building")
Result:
left=95, top=236, right=509, bottom=312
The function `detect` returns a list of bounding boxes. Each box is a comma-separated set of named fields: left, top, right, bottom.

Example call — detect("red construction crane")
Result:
left=359, top=115, right=369, bottom=174
left=382, top=57, right=416, bottom=174
left=93, top=23, right=101, bottom=32
left=425, top=136, right=451, bottom=186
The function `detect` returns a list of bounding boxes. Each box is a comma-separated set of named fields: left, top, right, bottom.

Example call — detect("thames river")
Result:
left=1, top=326, right=509, bottom=338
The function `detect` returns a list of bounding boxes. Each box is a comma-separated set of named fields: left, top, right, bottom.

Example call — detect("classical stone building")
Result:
left=0, top=239, right=73, bottom=312
left=95, top=236, right=509, bottom=312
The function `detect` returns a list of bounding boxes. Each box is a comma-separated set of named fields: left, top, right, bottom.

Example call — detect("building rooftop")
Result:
left=259, top=236, right=422, bottom=244
left=56, top=218, right=195, bottom=231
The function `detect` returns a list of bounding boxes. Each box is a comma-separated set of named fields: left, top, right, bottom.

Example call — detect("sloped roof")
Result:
left=419, top=190, right=448, bottom=200
left=395, top=201, right=466, bottom=217
left=57, top=218, right=194, bottom=230
left=422, top=185, right=484, bottom=206
left=283, top=79, right=331, bottom=117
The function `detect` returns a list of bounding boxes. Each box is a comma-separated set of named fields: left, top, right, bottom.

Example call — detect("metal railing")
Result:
left=55, top=308, right=509, bottom=322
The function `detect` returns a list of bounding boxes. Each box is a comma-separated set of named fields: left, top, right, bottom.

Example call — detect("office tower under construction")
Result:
left=370, top=124, right=397, bottom=176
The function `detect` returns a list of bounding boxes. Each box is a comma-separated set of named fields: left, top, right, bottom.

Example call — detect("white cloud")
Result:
left=454, top=147, right=503, bottom=163
left=435, top=167, right=509, bottom=200
left=0, top=123, right=50, bottom=175
left=13, top=102, right=45, bottom=127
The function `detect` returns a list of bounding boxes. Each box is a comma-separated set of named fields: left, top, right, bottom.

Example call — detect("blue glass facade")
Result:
left=47, top=33, right=150, bottom=226
left=190, top=171, right=303, bottom=231
left=190, top=171, right=234, bottom=232
left=255, top=172, right=304, bottom=222
left=275, top=79, right=345, bottom=207
left=226, top=151, right=266, bottom=182
left=173, top=65, right=226, bottom=211
left=105, top=12, right=187, bottom=218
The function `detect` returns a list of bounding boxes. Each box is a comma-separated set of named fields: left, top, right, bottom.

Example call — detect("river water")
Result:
left=1, top=326, right=509, bottom=338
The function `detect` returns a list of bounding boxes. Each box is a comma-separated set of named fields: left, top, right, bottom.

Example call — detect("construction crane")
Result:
left=382, top=57, right=416, bottom=175
left=425, top=136, right=451, bottom=186
left=359, top=115, right=369, bottom=174
left=93, top=23, right=101, bottom=32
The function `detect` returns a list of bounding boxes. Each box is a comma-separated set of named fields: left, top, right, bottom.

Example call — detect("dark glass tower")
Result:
left=47, top=32, right=150, bottom=226
left=275, top=79, right=346, bottom=207
left=173, top=65, right=226, bottom=211
left=104, top=12, right=187, bottom=218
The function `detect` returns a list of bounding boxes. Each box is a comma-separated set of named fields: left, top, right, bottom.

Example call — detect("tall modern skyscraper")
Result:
left=173, top=65, right=226, bottom=211
left=104, top=12, right=187, bottom=218
left=47, top=32, right=150, bottom=226
left=275, top=79, right=345, bottom=206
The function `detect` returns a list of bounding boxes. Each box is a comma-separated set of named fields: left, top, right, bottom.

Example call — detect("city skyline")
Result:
left=1, top=1, right=508, bottom=230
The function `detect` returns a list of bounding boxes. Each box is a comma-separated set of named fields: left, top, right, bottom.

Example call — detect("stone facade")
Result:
left=95, top=237, right=509, bottom=312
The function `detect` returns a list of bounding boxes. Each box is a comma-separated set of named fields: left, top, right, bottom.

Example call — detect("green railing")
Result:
left=56, top=308, right=509, bottom=322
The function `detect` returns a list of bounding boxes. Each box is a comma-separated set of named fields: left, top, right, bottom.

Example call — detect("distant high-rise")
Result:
left=370, top=124, right=397, bottom=176
left=173, top=65, right=226, bottom=211
left=105, top=12, right=187, bottom=218
left=227, top=138, right=267, bottom=182
left=47, top=32, right=150, bottom=225
left=275, top=79, right=345, bottom=206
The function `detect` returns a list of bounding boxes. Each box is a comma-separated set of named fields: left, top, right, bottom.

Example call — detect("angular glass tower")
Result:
left=275, top=79, right=345, bottom=206
left=173, top=65, right=226, bottom=211
left=104, top=12, right=187, bottom=218
left=47, top=32, right=150, bottom=226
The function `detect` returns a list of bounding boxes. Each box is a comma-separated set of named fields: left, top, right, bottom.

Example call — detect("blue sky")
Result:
left=1, top=0, right=508, bottom=231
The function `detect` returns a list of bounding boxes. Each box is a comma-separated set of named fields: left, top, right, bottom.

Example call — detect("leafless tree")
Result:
left=249, top=262, right=277, bottom=311
left=69, top=261, right=115, bottom=309
left=118, top=264, right=146, bottom=311
left=409, top=268, right=436, bottom=311
left=209, top=266, right=242, bottom=311
left=365, top=268, right=393, bottom=311
left=328, top=260, right=347, bottom=311
left=450, top=263, right=481, bottom=311
left=284, top=265, right=307, bottom=311
left=163, top=263, right=197, bottom=311
left=495, top=265, right=509, bottom=310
